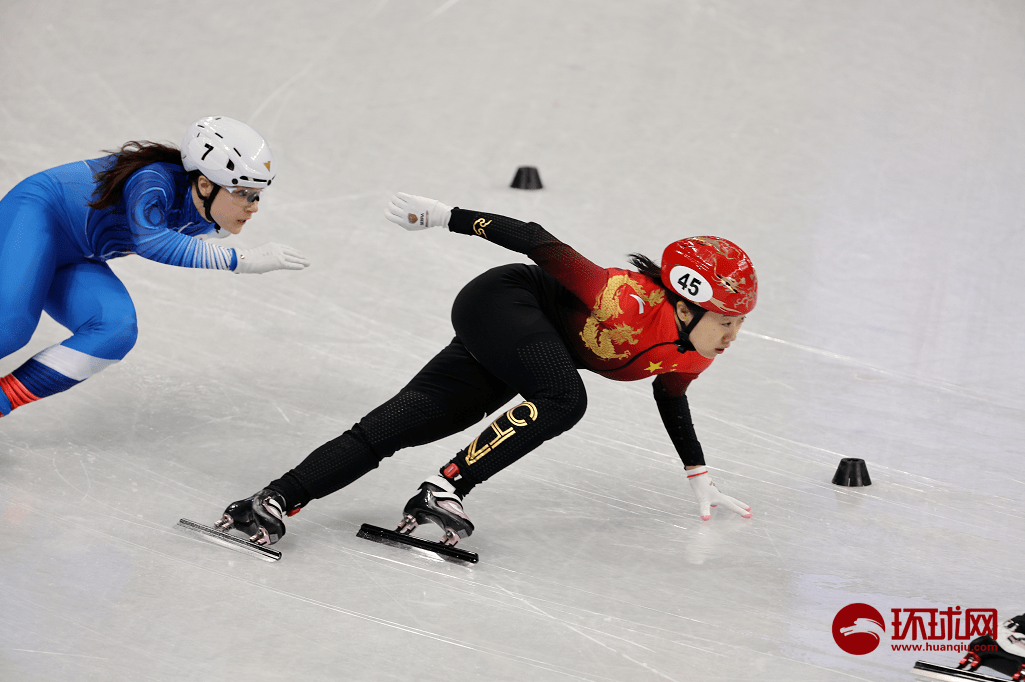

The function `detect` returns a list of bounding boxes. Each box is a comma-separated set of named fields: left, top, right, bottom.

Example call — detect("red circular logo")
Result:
left=832, top=603, right=885, bottom=655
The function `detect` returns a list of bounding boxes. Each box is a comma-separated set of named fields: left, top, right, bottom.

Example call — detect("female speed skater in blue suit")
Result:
left=0, top=116, right=310, bottom=418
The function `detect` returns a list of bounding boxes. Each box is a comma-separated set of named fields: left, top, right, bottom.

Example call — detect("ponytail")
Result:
left=89, top=141, right=195, bottom=210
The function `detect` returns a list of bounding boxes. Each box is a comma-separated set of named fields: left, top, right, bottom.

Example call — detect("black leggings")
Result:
left=270, top=264, right=588, bottom=509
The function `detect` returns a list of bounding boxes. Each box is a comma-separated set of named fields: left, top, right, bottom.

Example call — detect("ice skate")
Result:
left=177, top=518, right=282, bottom=562
left=397, top=475, right=474, bottom=545
left=956, top=614, right=1025, bottom=679
left=176, top=488, right=287, bottom=562
left=912, top=613, right=1025, bottom=682
left=356, top=475, right=479, bottom=563
left=215, top=488, right=288, bottom=546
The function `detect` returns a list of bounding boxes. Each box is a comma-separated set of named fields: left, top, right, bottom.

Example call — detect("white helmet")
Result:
left=181, top=116, right=275, bottom=188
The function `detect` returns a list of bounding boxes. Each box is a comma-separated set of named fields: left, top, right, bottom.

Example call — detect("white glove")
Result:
left=686, top=466, right=751, bottom=521
left=233, top=243, right=310, bottom=274
left=385, top=192, right=452, bottom=231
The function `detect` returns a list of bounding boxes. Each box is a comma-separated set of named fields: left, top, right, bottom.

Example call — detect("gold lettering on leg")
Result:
left=506, top=401, right=538, bottom=427
left=466, top=420, right=516, bottom=464
left=464, top=402, right=539, bottom=465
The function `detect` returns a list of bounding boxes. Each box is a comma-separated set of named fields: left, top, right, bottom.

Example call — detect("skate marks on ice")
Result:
left=357, top=523, right=479, bottom=563
left=694, top=411, right=1022, bottom=531
left=912, top=660, right=1012, bottom=682
left=739, top=331, right=1025, bottom=413
left=176, top=518, right=282, bottom=562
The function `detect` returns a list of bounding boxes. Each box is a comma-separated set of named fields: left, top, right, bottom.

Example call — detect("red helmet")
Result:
left=660, top=236, right=757, bottom=315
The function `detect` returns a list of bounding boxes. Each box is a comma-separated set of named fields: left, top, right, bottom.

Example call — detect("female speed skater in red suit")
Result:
left=216, top=192, right=758, bottom=548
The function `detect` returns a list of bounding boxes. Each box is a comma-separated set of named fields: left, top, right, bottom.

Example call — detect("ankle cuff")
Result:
left=267, top=473, right=311, bottom=513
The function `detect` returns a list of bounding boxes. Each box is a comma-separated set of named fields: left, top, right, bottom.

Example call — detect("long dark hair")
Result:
left=627, top=253, right=703, bottom=316
left=89, top=141, right=197, bottom=210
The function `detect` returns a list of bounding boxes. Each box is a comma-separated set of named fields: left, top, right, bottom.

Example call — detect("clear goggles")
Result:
left=222, top=186, right=264, bottom=203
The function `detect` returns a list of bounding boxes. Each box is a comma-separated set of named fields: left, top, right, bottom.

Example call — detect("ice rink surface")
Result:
left=1, top=1, right=1023, bottom=680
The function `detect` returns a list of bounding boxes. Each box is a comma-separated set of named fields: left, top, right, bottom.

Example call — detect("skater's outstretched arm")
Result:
left=385, top=192, right=611, bottom=305
left=653, top=372, right=752, bottom=521
left=653, top=373, right=704, bottom=467
left=120, top=169, right=309, bottom=274
left=120, top=167, right=239, bottom=269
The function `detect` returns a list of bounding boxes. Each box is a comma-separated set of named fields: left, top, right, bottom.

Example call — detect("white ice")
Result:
left=1, top=2, right=1023, bottom=681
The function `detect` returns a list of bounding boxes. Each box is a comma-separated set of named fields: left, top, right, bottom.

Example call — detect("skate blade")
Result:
left=356, top=523, right=478, bottom=564
left=912, top=661, right=1010, bottom=682
left=177, top=518, right=281, bottom=562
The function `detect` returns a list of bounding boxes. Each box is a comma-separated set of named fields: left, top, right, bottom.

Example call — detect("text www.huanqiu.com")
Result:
left=891, top=643, right=999, bottom=652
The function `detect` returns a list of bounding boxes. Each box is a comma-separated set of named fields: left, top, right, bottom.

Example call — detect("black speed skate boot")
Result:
left=215, top=488, right=287, bottom=546
left=957, top=614, right=1025, bottom=679
left=397, top=475, right=474, bottom=546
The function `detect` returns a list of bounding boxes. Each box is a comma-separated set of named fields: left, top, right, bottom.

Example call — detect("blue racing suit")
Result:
left=0, top=157, right=236, bottom=415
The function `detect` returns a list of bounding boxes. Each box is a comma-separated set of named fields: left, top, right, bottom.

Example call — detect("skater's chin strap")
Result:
left=674, top=308, right=706, bottom=354
left=192, top=176, right=222, bottom=225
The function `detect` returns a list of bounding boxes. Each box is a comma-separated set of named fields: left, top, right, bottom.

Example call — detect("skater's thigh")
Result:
left=0, top=188, right=61, bottom=356
left=44, top=261, right=139, bottom=360
left=401, top=337, right=518, bottom=426
left=450, top=265, right=577, bottom=397
left=351, top=338, right=516, bottom=456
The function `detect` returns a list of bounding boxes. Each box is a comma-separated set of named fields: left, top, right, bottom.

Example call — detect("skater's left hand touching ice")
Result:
left=385, top=192, right=452, bottom=231
left=686, top=466, right=751, bottom=520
